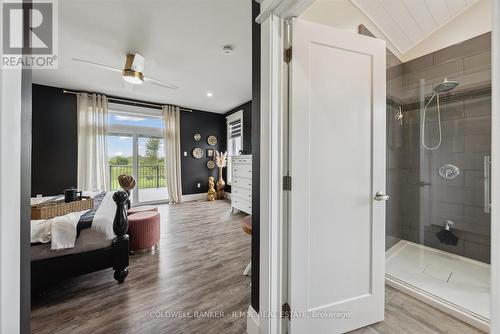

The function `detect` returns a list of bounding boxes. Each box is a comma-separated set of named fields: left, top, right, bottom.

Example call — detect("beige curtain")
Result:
left=77, top=93, right=109, bottom=191
left=163, top=105, right=182, bottom=203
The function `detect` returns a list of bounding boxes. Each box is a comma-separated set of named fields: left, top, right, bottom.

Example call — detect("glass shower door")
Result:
left=385, top=31, right=492, bottom=327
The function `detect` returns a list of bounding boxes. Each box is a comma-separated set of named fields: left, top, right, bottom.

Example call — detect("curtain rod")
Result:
left=62, top=90, right=192, bottom=112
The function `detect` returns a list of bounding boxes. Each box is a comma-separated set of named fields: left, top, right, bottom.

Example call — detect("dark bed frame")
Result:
left=31, top=191, right=130, bottom=291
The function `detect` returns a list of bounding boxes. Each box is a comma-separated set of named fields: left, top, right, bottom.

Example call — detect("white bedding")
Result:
left=31, top=192, right=116, bottom=250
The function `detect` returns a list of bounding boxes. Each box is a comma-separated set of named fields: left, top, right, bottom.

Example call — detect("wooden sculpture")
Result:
left=207, top=176, right=216, bottom=202
left=215, top=151, right=227, bottom=199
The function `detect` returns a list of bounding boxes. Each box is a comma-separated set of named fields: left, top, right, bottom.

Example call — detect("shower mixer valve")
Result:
left=439, top=164, right=460, bottom=180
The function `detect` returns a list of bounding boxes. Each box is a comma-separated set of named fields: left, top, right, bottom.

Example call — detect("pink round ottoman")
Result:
left=128, top=205, right=158, bottom=215
left=128, top=211, right=160, bottom=254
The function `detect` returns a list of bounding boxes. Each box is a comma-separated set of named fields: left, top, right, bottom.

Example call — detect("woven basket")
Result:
left=31, top=197, right=94, bottom=220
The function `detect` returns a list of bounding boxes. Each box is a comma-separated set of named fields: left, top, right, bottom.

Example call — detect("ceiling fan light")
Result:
left=122, top=69, right=144, bottom=85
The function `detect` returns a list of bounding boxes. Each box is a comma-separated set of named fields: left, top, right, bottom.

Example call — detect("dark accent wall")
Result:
left=180, top=110, right=226, bottom=195
left=31, top=84, right=226, bottom=197
left=225, top=100, right=252, bottom=154
left=32, top=84, right=77, bottom=196
left=251, top=0, right=261, bottom=313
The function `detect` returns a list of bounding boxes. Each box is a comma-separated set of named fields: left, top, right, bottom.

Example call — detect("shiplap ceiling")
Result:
left=351, top=0, right=479, bottom=54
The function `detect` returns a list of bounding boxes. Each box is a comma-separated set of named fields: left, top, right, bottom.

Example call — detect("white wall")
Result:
left=301, top=0, right=492, bottom=62
left=0, top=2, right=22, bottom=331
left=300, top=0, right=403, bottom=59
left=404, top=0, right=492, bottom=62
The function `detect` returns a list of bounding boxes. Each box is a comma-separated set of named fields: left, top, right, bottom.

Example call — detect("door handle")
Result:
left=374, top=192, right=389, bottom=201
left=484, top=155, right=491, bottom=213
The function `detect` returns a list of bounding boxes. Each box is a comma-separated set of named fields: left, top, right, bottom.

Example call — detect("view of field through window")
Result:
left=107, top=110, right=168, bottom=202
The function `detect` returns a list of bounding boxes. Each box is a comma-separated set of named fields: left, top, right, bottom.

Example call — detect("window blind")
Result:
left=229, top=119, right=242, bottom=139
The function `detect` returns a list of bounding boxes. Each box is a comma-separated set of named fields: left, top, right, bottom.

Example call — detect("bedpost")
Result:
left=112, top=191, right=129, bottom=283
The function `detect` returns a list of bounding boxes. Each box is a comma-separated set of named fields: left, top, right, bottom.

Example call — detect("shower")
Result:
left=421, top=78, right=459, bottom=151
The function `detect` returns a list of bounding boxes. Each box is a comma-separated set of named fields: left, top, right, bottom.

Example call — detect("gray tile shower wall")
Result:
left=386, top=45, right=404, bottom=250
left=388, top=32, right=492, bottom=263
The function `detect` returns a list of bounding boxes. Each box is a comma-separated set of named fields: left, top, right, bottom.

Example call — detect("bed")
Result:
left=31, top=191, right=130, bottom=291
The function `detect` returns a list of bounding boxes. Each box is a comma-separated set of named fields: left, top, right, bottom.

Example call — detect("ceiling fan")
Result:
left=72, top=53, right=178, bottom=89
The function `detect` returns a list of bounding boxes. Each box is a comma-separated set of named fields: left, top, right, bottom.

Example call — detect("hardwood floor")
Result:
left=31, top=200, right=250, bottom=334
left=32, top=199, right=484, bottom=334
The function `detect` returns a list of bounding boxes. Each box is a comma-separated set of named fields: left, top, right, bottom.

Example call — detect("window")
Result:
left=226, top=110, right=243, bottom=184
left=107, top=103, right=168, bottom=204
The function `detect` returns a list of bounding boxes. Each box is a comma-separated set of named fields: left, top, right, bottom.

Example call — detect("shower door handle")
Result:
left=484, top=156, right=491, bottom=213
left=374, top=192, right=389, bottom=201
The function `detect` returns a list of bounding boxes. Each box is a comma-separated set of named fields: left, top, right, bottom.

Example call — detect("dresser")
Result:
left=230, top=155, right=252, bottom=214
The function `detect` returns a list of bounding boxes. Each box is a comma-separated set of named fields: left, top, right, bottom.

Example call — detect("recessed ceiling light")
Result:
left=206, top=92, right=213, bottom=97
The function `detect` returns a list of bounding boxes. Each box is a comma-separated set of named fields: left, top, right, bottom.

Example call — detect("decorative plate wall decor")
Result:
left=207, top=135, right=217, bottom=146
left=192, top=148, right=203, bottom=159
left=207, top=160, right=215, bottom=170
left=193, top=133, right=201, bottom=141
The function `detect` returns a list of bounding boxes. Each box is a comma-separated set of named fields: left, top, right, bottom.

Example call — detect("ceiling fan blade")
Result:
left=144, top=75, right=179, bottom=89
left=72, top=58, right=122, bottom=73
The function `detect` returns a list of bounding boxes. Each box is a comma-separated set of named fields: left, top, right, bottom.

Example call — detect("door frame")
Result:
left=253, top=1, right=500, bottom=334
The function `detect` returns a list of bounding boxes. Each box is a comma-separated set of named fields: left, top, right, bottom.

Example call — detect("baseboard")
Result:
left=246, top=306, right=260, bottom=334
left=225, top=192, right=231, bottom=199
left=181, top=193, right=206, bottom=202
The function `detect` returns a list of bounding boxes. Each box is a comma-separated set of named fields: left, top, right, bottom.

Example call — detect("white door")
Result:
left=288, top=18, right=386, bottom=333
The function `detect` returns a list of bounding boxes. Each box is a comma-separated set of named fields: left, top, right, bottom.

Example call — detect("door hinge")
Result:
left=283, top=175, right=292, bottom=191
left=284, top=47, right=292, bottom=63
left=282, top=302, right=291, bottom=320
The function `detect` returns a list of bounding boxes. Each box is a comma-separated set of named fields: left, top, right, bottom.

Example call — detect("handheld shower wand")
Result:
left=421, top=78, right=459, bottom=151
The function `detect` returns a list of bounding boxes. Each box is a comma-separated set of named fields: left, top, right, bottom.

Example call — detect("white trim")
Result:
left=0, top=36, right=22, bottom=332
left=256, top=0, right=316, bottom=24
left=108, top=102, right=163, bottom=118
left=226, top=109, right=244, bottom=124
left=246, top=306, right=260, bottom=334
left=224, top=192, right=232, bottom=200
left=181, top=193, right=207, bottom=202
left=259, top=11, right=285, bottom=334
left=108, top=104, right=163, bottom=137
left=226, top=110, right=244, bottom=185
left=491, top=1, right=500, bottom=332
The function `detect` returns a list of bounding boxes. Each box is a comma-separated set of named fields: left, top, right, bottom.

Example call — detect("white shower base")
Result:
left=386, top=240, right=490, bottom=332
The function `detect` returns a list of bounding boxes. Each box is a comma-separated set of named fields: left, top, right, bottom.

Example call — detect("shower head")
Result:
left=433, top=79, right=459, bottom=93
